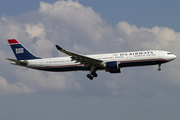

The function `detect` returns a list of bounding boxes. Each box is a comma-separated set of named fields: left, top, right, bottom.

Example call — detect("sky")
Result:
left=0, top=0, right=180, bottom=120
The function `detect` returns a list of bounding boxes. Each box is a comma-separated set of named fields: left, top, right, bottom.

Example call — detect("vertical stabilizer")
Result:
left=8, top=39, right=40, bottom=60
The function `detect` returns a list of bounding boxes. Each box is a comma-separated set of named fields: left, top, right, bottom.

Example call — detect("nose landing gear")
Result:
left=158, top=64, right=161, bottom=71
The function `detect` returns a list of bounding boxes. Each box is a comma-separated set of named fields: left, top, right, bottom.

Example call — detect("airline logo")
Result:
left=15, top=48, right=24, bottom=54
left=120, top=51, right=154, bottom=56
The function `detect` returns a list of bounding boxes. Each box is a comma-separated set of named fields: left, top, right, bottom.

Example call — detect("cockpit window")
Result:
left=167, top=53, right=172, bottom=55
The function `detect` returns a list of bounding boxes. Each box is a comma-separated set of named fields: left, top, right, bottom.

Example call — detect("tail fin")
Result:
left=8, top=39, right=40, bottom=60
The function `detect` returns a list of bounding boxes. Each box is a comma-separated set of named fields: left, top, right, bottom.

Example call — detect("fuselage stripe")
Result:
left=119, top=58, right=168, bottom=63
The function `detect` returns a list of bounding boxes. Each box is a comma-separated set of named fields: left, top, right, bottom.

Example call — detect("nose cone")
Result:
left=165, top=53, right=177, bottom=62
left=173, top=54, right=177, bottom=60
left=169, top=54, right=176, bottom=61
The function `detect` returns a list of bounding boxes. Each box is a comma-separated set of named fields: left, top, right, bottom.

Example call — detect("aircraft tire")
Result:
left=93, top=73, right=98, bottom=77
left=87, top=74, right=93, bottom=80
left=91, top=71, right=98, bottom=77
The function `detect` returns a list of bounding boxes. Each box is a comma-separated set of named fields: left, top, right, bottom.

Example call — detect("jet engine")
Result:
left=103, top=61, right=121, bottom=73
left=104, top=61, right=120, bottom=69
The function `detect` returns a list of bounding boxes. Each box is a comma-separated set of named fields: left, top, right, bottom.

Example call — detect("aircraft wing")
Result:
left=56, top=45, right=103, bottom=66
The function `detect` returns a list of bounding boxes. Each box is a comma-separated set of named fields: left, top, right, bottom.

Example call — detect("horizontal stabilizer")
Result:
left=6, top=58, right=28, bottom=66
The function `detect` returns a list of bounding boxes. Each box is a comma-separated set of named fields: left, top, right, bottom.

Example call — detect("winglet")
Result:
left=56, top=45, right=63, bottom=50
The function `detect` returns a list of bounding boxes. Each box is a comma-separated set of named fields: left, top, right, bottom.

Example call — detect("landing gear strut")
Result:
left=158, top=64, right=161, bottom=71
left=87, top=65, right=98, bottom=80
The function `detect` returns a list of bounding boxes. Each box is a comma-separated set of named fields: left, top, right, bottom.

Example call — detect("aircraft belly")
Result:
left=34, top=65, right=104, bottom=72
left=38, top=66, right=86, bottom=72
left=120, top=59, right=167, bottom=67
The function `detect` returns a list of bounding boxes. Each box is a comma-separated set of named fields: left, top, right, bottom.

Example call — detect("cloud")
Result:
left=15, top=68, right=81, bottom=92
left=116, top=21, right=180, bottom=51
left=0, top=0, right=179, bottom=96
left=0, top=76, right=35, bottom=94
left=25, top=23, right=44, bottom=38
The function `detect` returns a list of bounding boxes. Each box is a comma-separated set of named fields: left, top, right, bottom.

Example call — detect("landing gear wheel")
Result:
left=87, top=74, right=93, bottom=80
left=91, top=71, right=98, bottom=77
left=93, top=73, right=98, bottom=77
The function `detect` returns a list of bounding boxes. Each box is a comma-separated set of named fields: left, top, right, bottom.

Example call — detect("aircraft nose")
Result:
left=173, top=54, right=177, bottom=59
left=166, top=54, right=177, bottom=62
left=171, top=54, right=177, bottom=61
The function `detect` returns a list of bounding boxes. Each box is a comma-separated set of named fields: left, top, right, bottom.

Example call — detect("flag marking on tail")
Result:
left=15, top=48, right=24, bottom=54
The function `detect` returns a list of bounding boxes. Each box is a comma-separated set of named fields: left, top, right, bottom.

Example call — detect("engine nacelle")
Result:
left=106, top=69, right=121, bottom=73
left=104, top=61, right=119, bottom=69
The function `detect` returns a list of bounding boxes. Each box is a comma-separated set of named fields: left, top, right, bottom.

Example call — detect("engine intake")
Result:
left=104, top=61, right=119, bottom=69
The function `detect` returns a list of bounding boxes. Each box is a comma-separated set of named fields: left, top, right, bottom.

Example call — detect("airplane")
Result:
left=7, top=39, right=176, bottom=80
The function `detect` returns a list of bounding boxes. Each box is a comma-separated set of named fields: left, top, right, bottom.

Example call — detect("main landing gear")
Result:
left=87, top=65, right=98, bottom=80
left=87, top=71, right=98, bottom=80
left=158, top=64, right=161, bottom=71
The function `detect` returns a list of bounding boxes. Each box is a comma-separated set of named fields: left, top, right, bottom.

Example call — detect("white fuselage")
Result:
left=17, top=50, right=176, bottom=72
